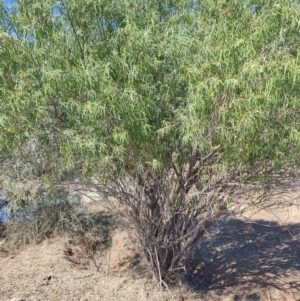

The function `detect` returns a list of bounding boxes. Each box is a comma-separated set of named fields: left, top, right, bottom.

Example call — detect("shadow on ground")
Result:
left=183, top=218, right=300, bottom=300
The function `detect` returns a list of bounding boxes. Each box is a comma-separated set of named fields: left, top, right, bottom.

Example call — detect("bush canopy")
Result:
left=1, top=0, right=300, bottom=286
left=1, top=0, right=300, bottom=181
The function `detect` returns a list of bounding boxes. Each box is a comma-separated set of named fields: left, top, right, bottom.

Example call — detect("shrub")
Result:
left=4, top=189, right=115, bottom=261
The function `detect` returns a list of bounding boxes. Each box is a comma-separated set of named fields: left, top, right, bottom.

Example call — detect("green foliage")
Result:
left=1, top=0, right=300, bottom=183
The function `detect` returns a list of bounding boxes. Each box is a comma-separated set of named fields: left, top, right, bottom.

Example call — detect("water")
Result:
left=0, top=192, right=10, bottom=223
left=0, top=191, right=39, bottom=224
left=0, top=203, right=10, bottom=223
left=0, top=191, right=81, bottom=224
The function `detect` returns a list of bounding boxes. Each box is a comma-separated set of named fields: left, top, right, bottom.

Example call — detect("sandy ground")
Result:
left=0, top=199, right=300, bottom=301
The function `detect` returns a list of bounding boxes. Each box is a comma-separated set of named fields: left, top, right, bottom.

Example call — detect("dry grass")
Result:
left=0, top=236, right=198, bottom=301
left=0, top=198, right=300, bottom=300
left=3, top=198, right=115, bottom=270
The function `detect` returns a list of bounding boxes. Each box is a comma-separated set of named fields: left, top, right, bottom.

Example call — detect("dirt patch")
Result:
left=106, top=230, right=140, bottom=273
left=0, top=238, right=195, bottom=301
